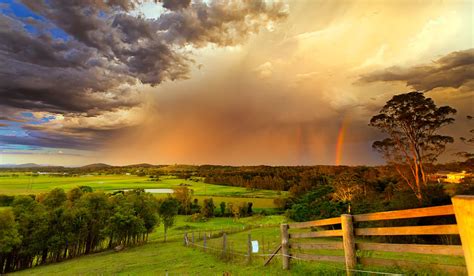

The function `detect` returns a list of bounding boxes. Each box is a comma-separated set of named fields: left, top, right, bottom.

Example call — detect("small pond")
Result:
left=120, top=188, right=174, bottom=193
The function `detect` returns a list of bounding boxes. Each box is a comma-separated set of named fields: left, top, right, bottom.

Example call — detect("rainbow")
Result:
left=335, top=117, right=348, bottom=166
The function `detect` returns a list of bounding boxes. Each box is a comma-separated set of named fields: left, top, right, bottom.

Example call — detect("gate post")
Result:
left=452, top=195, right=474, bottom=275
left=341, top=214, right=356, bottom=276
left=247, top=233, right=252, bottom=264
left=183, top=232, right=188, bottom=246
left=280, top=224, right=290, bottom=270
left=222, top=233, right=227, bottom=258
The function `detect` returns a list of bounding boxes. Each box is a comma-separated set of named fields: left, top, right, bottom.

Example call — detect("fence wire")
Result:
left=184, top=236, right=404, bottom=276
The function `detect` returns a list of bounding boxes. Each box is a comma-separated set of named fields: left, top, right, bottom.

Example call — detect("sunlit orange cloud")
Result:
left=19, top=0, right=469, bottom=166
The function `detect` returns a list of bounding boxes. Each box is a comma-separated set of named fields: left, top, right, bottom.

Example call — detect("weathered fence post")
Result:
left=192, top=231, right=195, bottom=245
left=203, top=232, right=207, bottom=252
left=452, top=195, right=474, bottom=275
left=341, top=214, right=356, bottom=276
left=281, top=224, right=290, bottom=270
left=247, top=233, right=252, bottom=264
left=222, top=233, right=227, bottom=258
left=183, top=232, right=188, bottom=246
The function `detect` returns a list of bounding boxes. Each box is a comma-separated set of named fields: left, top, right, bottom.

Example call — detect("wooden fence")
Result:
left=281, top=195, right=474, bottom=275
left=184, top=231, right=256, bottom=264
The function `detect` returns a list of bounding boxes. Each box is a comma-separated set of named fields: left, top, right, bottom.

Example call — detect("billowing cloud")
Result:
left=1, top=0, right=472, bottom=166
left=1, top=0, right=287, bottom=113
left=358, top=48, right=474, bottom=91
left=0, top=0, right=288, bottom=149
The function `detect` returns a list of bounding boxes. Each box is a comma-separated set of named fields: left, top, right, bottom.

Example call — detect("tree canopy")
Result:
left=369, top=91, right=456, bottom=202
left=0, top=188, right=160, bottom=273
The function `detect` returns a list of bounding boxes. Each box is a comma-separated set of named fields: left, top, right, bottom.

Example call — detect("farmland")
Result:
left=1, top=167, right=471, bottom=275
left=0, top=173, right=285, bottom=208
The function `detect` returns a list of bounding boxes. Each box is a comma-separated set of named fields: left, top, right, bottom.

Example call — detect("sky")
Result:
left=0, top=0, right=472, bottom=166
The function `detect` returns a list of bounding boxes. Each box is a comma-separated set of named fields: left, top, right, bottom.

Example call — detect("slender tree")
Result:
left=158, top=198, right=179, bottom=242
left=332, top=173, right=363, bottom=213
left=202, top=198, right=215, bottom=218
left=369, top=91, right=456, bottom=203
left=173, top=187, right=192, bottom=215
left=219, top=202, right=226, bottom=216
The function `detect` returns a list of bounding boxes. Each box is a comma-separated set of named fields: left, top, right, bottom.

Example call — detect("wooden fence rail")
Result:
left=281, top=195, right=474, bottom=275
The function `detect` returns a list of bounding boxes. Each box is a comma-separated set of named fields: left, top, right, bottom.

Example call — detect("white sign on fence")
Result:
left=251, top=240, right=259, bottom=253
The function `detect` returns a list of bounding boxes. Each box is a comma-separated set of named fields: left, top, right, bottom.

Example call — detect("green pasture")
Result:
left=149, top=215, right=287, bottom=243
left=0, top=173, right=286, bottom=199
left=153, top=194, right=278, bottom=208
left=12, top=214, right=463, bottom=275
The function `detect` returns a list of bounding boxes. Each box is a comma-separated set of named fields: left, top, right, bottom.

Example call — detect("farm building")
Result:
left=433, top=171, right=471, bottom=184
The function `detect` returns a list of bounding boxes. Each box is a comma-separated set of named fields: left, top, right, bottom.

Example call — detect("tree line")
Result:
left=0, top=187, right=165, bottom=273
left=172, top=186, right=254, bottom=220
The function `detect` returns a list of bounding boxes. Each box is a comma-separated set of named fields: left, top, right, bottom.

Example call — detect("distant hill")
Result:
left=0, top=163, right=44, bottom=168
left=80, top=163, right=113, bottom=169
left=124, top=163, right=155, bottom=168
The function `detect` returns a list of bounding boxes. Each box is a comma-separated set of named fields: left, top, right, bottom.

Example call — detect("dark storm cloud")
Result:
left=359, top=48, right=474, bottom=91
left=0, top=124, right=137, bottom=150
left=0, top=134, right=96, bottom=150
left=0, top=0, right=287, bottom=149
left=0, top=0, right=287, bottom=114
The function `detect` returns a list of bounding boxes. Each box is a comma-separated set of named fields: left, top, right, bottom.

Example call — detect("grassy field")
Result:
left=11, top=214, right=462, bottom=275
left=2, top=173, right=466, bottom=274
left=12, top=234, right=343, bottom=276
left=0, top=173, right=286, bottom=208
left=11, top=215, right=347, bottom=275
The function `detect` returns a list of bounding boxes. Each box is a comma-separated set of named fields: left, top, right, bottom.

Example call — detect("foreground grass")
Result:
left=12, top=236, right=346, bottom=276
left=12, top=215, right=465, bottom=275
left=11, top=215, right=344, bottom=276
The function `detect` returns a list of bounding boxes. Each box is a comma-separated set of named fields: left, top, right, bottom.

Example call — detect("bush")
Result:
left=455, top=182, right=474, bottom=195
left=287, top=186, right=347, bottom=222
left=186, top=213, right=208, bottom=222
left=0, top=194, right=15, bottom=206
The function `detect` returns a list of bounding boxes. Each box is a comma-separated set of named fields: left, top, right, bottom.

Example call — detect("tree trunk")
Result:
left=85, top=233, right=92, bottom=254
left=41, top=249, right=48, bottom=265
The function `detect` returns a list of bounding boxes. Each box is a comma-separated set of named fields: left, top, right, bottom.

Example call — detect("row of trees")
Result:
left=0, top=187, right=169, bottom=273
left=172, top=186, right=254, bottom=219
